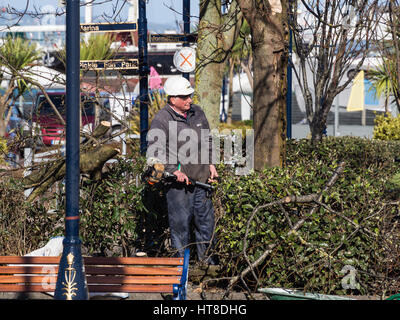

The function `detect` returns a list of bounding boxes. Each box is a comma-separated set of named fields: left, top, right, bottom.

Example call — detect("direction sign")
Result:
left=149, top=33, right=197, bottom=43
left=80, top=59, right=139, bottom=70
left=173, top=47, right=196, bottom=73
left=80, top=22, right=137, bottom=33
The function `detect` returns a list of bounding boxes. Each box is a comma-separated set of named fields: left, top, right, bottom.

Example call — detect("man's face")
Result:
left=170, top=94, right=193, bottom=113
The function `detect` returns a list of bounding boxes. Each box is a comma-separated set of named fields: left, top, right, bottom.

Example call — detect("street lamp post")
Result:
left=139, top=0, right=149, bottom=155
left=287, top=0, right=293, bottom=139
left=182, top=0, right=190, bottom=80
left=54, top=0, right=88, bottom=300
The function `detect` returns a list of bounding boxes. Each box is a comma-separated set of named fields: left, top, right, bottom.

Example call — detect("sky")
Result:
left=1, top=0, right=200, bottom=30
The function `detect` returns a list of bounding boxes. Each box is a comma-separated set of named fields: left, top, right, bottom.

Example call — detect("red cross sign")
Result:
left=173, top=47, right=196, bottom=73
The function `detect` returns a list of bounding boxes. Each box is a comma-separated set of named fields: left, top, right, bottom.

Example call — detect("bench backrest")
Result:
left=0, top=255, right=186, bottom=294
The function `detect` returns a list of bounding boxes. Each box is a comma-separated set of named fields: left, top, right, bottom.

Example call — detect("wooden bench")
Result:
left=0, top=249, right=190, bottom=300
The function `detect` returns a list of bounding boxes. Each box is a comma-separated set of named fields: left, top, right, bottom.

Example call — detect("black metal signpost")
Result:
left=149, top=33, right=197, bottom=43
left=54, top=6, right=140, bottom=300
left=182, top=0, right=190, bottom=80
left=139, top=0, right=149, bottom=156
left=54, top=0, right=192, bottom=298
left=80, top=59, right=139, bottom=70
left=80, top=22, right=137, bottom=33
left=54, top=0, right=88, bottom=300
left=287, top=0, right=293, bottom=139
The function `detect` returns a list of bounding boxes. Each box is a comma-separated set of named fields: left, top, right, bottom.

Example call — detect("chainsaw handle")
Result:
left=191, top=179, right=214, bottom=191
left=164, top=171, right=214, bottom=191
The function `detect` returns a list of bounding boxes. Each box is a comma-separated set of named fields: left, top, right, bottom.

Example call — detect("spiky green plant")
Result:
left=57, top=33, right=116, bottom=70
left=129, top=91, right=167, bottom=135
left=367, top=59, right=399, bottom=103
left=0, top=36, right=40, bottom=75
left=0, top=36, right=41, bottom=137
left=80, top=33, right=116, bottom=61
left=58, top=33, right=117, bottom=126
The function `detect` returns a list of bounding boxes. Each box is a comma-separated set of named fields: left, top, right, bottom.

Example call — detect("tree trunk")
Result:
left=196, top=0, right=225, bottom=130
left=252, top=31, right=287, bottom=168
left=241, top=55, right=253, bottom=90
left=0, top=83, right=16, bottom=137
left=227, top=59, right=235, bottom=125
left=238, top=0, right=288, bottom=169
left=310, top=113, right=327, bottom=142
left=196, top=0, right=242, bottom=129
left=0, top=120, right=7, bottom=138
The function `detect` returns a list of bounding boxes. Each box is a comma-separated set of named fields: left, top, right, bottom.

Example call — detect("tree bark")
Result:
left=195, top=0, right=243, bottom=129
left=227, top=59, right=235, bottom=125
left=0, top=82, right=16, bottom=137
left=238, top=0, right=288, bottom=169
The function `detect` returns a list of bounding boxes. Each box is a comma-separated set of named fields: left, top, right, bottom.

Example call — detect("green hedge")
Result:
left=1, top=136, right=399, bottom=297
left=214, top=137, right=400, bottom=296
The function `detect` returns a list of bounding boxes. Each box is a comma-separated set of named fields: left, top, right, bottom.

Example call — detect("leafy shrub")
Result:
left=373, top=112, right=400, bottom=140
left=0, top=179, right=56, bottom=255
left=213, top=137, right=400, bottom=296
left=55, top=157, right=151, bottom=257
left=1, top=137, right=400, bottom=297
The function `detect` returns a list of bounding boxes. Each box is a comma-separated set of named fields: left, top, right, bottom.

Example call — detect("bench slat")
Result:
left=0, top=284, right=56, bottom=292
left=0, top=275, right=180, bottom=285
left=0, top=284, right=174, bottom=293
left=0, top=266, right=58, bottom=274
left=85, top=266, right=183, bottom=276
left=84, top=257, right=184, bottom=266
left=0, top=249, right=190, bottom=298
left=87, top=284, right=175, bottom=293
left=87, top=276, right=181, bottom=285
left=0, top=266, right=182, bottom=276
left=0, top=275, right=56, bottom=284
left=0, top=256, right=60, bottom=264
left=0, top=256, right=183, bottom=266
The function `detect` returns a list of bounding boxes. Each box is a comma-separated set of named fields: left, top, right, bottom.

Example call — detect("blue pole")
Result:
left=139, top=0, right=149, bottom=155
left=221, top=77, right=227, bottom=122
left=182, top=0, right=190, bottom=80
left=286, top=1, right=293, bottom=139
left=54, top=0, right=88, bottom=300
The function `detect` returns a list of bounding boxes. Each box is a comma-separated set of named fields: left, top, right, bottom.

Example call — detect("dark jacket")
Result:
left=147, top=103, right=214, bottom=183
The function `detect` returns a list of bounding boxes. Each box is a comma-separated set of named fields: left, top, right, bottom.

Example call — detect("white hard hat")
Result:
left=163, top=76, right=194, bottom=96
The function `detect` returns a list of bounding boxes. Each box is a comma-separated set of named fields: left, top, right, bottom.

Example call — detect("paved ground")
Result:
left=0, top=284, right=268, bottom=300
left=0, top=284, right=382, bottom=300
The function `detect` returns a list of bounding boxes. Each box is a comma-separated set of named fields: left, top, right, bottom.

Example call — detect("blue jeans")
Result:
left=166, top=184, right=217, bottom=264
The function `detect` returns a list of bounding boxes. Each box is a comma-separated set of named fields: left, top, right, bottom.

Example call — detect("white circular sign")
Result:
left=173, top=47, right=196, bottom=73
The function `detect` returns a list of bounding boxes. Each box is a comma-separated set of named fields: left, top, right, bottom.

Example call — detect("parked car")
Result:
left=32, top=89, right=111, bottom=146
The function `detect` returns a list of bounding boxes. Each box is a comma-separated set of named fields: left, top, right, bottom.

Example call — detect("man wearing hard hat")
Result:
left=146, top=76, right=219, bottom=265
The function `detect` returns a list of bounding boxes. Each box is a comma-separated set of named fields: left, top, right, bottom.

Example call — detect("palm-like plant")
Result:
left=58, top=33, right=116, bottom=71
left=368, top=2, right=400, bottom=113
left=58, top=33, right=117, bottom=128
left=0, top=35, right=41, bottom=137
left=129, top=90, right=167, bottom=135
left=80, top=33, right=116, bottom=62
left=368, top=58, right=400, bottom=111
